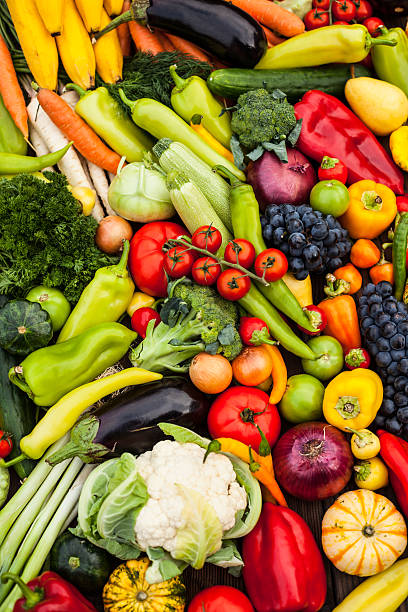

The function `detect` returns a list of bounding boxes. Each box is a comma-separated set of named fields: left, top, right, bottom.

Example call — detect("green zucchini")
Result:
left=207, top=64, right=372, bottom=101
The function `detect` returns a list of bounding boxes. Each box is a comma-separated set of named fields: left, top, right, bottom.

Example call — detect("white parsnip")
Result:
left=28, top=122, right=54, bottom=172
left=60, top=89, right=79, bottom=109
left=88, top=161, right=117, bottom=215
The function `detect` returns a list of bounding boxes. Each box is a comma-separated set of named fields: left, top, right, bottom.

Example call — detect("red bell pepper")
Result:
left=2, top=571, right=97, bottom=611
left=294, top=90, right=404, bottom=194
left=242, top=503, right=326, bottom=612
left=377, top=429, right=408, bottom=517
left=129, top=221, right=188, bottom=297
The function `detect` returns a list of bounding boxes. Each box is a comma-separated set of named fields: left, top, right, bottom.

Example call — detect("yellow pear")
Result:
left=345, top=77, right=408, bottom=137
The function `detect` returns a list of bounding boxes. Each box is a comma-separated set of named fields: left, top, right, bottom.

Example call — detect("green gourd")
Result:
left=0, top=299, right=53, bottom=356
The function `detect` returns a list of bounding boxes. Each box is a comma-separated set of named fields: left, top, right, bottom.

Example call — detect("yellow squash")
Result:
left=56, top=0, right=96, bottom=90
left=322, top=489, right=407, bottom=577
left=75, top=0, right=104, bottom=33
left=6, top=0, right=58, bottom=90
left=103, top=558, right=186, bottom=611
left=390, top=125, right=408, bottom=172
left=103, top=0, right=124, bottom=16
left=34, top=0, right=63, bottom=36
left=94, top=8, right=123, bottom=83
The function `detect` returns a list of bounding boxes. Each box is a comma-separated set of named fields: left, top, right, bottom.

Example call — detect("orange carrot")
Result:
left=261, top=25, right=286, bottom=46
left=36, top=88, right=122, bottom=174
left=157, top=31, right=175, bottom=52
left=165, top=34, right=209, bottom=62
left=128, top=21, right=164, bottom=54
left=229, top=0, right=305, bottom=37
left=117, top=0, right=131, bottom=57
left=0, top=34, right=28, bottom=139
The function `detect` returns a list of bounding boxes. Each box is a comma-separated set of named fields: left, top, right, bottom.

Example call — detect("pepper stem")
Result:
left=119, top=88, right=136, bottom=110
left=345, top=427, right=366, bottom=439
left=113, top=240, right=130, bottom=276
left=1, top=574, right=44, bottom=609
left=169, top=65, right=188, bottom=91
left=369, top=34, right=396, bottom=48
left=324, top=274, right=350, bottom=297
left=0, top=453, right=27, bottom=468
left=214, top=165, right=244, bottom=188
left=65, top=83, right=86, bottom=97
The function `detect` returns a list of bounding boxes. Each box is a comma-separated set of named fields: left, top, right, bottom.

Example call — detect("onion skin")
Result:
left=273, top=422, right=353, bottom=501
left=96, top=215, right=133, bottom=254
left=189, top=352, right=232, bottom=394
left=247, top=149, right=316, bottom=209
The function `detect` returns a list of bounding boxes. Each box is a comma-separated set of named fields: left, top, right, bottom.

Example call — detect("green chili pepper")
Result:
left=169, top=64, right=232, bottom=149
left=9, top=322, right=137, bottom=407
left=0, top=93, right=26, bottom=155
left=393, top=213, right=408, bottom=301
left=256, top=24, right=396, bottom=70
left=119, top=90, right=245, bottom=180
left=57, top=240, right=135, bottom=343
left=215, top=165, right=315, bottom=333
left=371, top=26, right=408, bottom=98
left=0, top=465, right=9, bottom=509
left=0, top=142, right=72, bottom=175
left=67, top=84, right=153, bottom=162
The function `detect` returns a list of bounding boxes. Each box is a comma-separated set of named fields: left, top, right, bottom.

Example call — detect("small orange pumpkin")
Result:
left=322, top=489, right=407, bottom=577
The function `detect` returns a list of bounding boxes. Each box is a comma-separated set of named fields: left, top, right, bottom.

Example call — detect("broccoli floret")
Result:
left=129, top=282, right=242, bottom=373
left=231, top=88, right=297, bottom=151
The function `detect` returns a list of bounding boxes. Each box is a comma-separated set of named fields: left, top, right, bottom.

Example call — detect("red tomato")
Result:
left=318, top=156, right=348, bottom=184
left=362, top=16, right=384, bottom=36
left=191, top=225, right=222, bottom=253
left=192, top=256, right=221, bottom=285
left=164, top=246, right=195, bottom=278
left=332, top=0, right=356, bottom=21
left=333, top=20, right=350, bottom=24
left=217, top=269, right=251, bottom=300
left=131, top=307, right=161, bottom=338
left=129, top=221, right=188, bottom=297
left=224, top=239, right=256, bottom=268
left=254, top=249, right=288, bottom=282
left=354, top=0, right=373, bottom=21
left=0, top=431, right=12, bottom=459
left=360, top=52, right=374, bottom=69
left=207, top=386, right=281, bottom=451
left=312, top=0, right=330, bottom=8
left=188, top=587, right=254, bottom=612
left=304, top=8, right=329, bottom=29
left=397, top=195, right=408, bottom=213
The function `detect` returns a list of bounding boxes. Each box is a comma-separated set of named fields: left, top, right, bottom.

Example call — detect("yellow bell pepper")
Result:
left=348, top=428, right=380, bottom=460
left=282, top=273, right=313, bottom=307
left=323, top=369, right=383, bottom=431
left=354, top=456, right=389, bottom=491
left=339, top=180, right=397, bottom=239
left=390, top=125, right=408, bottom=172
left=126, top=291, right=155, bottom=317
left=68, top=185, right=96, bottom=216
left=333, top=558, right=408, bottom=612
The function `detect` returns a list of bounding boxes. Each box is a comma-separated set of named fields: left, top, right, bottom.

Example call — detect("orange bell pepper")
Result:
left=318, top=274, right=361, bottom=353
left=340, top=180, right=397, bottom=239
left=333, top=263, right=362, bottom=294
left=369, top=251, right=394, bottom=285
left=350, top=238, right=381, bottom=268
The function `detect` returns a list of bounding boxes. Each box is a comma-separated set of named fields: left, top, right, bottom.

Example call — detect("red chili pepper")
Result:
left=344, top=347, right=371, bottom=369
left=294, top=91, right=404, bottom=193
left=242, top=503, right=327, bottom=612
left=397, top=195, right=408, bottom=213
left=377, top=430, right=408, bottom=518
left=2, top=572, right=97, bottom=612
left=318, top=156, right=348, bottom=183
left=131, top=307, right=161, bottom=338
left=297, top=305, right=327, bottom=336
left=239, top=316, right=276, bottom=346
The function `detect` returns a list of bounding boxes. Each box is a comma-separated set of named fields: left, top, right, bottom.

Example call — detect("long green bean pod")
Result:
left=393, top=213, right=408, bottom=301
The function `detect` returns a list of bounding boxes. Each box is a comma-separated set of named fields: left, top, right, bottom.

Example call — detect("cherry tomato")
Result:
left=164, top=246, right=195, bottom=278
left=217, top=269, right=251, bottom=301
left=332, top=0, right=357, bottom=21
left=224, top=239, right=256, bottom=268
left=313, top=0, right=330, bottom=8
left=304, top=8, right=330, bottom=29
left=191, top=256, right=221, bottom=285
left=191, top=225, right=222, bottom=253
left=254, top=248, right=288, bottom=282
left=0, top=431, right=12, bottom=459
left=362, top=16, right=384, bottom=36
left=354, top=0, right=373, bottom=21
left=131, top=307, right=161, bottom=338
left=188, top=586, right=255, bottom=612
left=397, top=195, right=408, bottom=213
left=318, top=156, right=348, bottom=183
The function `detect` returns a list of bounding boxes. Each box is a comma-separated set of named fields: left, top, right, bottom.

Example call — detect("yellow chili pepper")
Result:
left=190, top=115, right=234, bottom=163
left=390, top=125, right=408, bottom=172
left=262, top=344, right=287, bottom=405
left=333, top=558, right=408, bottom=612
left=20, top=367, right=162, bottom=459
left=354, top=456, right=389, bottom=491
left=339, top=180, right=397, bottom=239
left=282, top=273, right=313, bottom=307
left=126, top=291, right=155, bottom=317
left=323, top=368, right=383, bottom=431
left=347, top=428, right=380, bottom=460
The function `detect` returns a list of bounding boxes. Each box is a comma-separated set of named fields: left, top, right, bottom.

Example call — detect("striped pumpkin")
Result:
left=322, top=489, right=407, bottom=577
left=103, top=558, right=186, bottom=611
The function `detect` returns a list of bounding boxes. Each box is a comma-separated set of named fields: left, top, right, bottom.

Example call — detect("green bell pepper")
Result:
left=0, top=93, right=26, bottom=155
left=9, top=322, right=137, bottom=407
left=371, top=26, right=408, bottom=97
left=67, top=84, right=153, bottom=162
left=169, top=65, right=232, bottom=149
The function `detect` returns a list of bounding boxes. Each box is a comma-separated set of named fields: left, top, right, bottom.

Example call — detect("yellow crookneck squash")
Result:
left=103, top=558, right=186, bottom=611
left=322, top=489, right=407, bottom=577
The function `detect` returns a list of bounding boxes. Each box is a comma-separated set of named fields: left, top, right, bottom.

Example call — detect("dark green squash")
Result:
left=0, top=299, right=53, bottom=356
left=50, top=531, right=111, bottom=593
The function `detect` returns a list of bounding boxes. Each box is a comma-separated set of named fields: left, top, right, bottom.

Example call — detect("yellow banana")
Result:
left=56, top=0, right=96, bottom=90
left=6, top=0, right=58, bottom=89
left=34, top=0, right=63, bottom=36
left=94, top=8, right=123, bottom=83
left=75, top=0, right=104, bottom=33
left=103, top=0, right=123, bottom=16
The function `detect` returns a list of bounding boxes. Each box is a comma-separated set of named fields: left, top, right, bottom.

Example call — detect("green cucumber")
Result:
left=207, top=64, right=372, bottom=101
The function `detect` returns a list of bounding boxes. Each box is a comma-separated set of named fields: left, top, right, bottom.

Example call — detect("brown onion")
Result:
left=189, top=353, right=232, bottom=394
left=95, top=215, right=133, bottom=254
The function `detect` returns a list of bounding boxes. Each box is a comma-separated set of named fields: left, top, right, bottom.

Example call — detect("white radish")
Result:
left=28, top=122, right=54, bottom=172
left=60, top=90, right=80, bottom=110
left=87, top=161, right=117, bottom=215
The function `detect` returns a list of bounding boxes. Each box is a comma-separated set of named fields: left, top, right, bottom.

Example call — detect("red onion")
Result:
left=273, top=422, right=353, bottom=501
left=247, top=149, right=316, bottom=209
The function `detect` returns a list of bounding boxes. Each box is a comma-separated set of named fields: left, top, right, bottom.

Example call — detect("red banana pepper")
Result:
left=242, top=503, right=327, bottom=612
left=2, top=571, right=97, bottom=611
left=294, top=91, right=404, bottom=194
left=377, top=429, right=408, bottom=518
